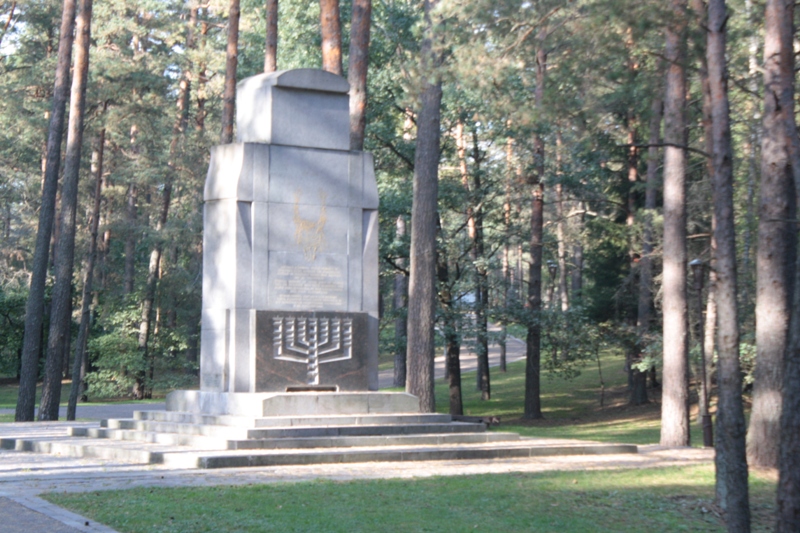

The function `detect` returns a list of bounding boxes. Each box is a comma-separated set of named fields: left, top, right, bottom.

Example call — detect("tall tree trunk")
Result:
left=524, top=37, right=546, bottom=420
left=778, top=266, right=800, bottom=532
left=456, top=121, right=478, bottom=389
left=393, top=215, right=407, bottom=387
left=499, top=138, right=515, bottom=373
left=555, top=130, right=568, bottom=312
left=437, top=251, right=462, bottom=415
left=707, top=0, right=751, bottom=529
left=778, top=195, right=800, bottom=530
left=471, top=130, right=489, bottom=400
left=348, top=0, right=371, bottom=151
left=405, top=0, right=441, bottom=413
left=136, top=20, right=194, bottom=400
left=123, top=180, right=137, bottom=295
left=67, top=127, right=105, bottom=421
left=264, top=0, right=277, bottom=73
left=220, top=0, right=240, bottom=144
left=740, top=0, right=760, bottom=324
left=38, top=0, right=92, bottom=421
left=320, top=0, right=342, bottom=75
left=625, top=115, right=647, bottom=404
left=195, top=17, right=209, bottom=132
left=691, top=0, right=716, bottom=429
left=15, top=0, right=77, bottom=422
left=571, top=217, right=583, bottom=305
left=748, top=0, right=796, bottom=470
left=636, top=94, right=661, bottom=402
left=660, top=0, right=690, bottom=447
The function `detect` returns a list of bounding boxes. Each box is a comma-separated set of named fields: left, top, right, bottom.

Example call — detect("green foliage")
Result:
left=0, top=286, right=26, bottom=375
left=539, top=308, right=603, bottom=380
left=85, top=306, right=143, bottom=398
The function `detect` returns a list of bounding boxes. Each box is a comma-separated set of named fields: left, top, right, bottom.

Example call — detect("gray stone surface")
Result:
left=236, top=69, right=350, bottom=150
left=165, top=391, right=420, bottom=417
left=197, top=68, right=379, bottom=400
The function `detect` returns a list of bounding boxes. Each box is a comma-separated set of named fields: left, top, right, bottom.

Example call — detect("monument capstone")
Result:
left=168, top=68, right=380, bottom=415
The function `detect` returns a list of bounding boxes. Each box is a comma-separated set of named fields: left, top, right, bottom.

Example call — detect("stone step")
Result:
left=133, top=410, right=453, bottom=428
left=69, top=427, right=519, bottom=450
left=0, top=435, right=182, bottom=464
left=95, top=419, right=486, bottom=439
left=3, top=433, right=637, bottom=468
left=160, top=441, right=640, bottom=469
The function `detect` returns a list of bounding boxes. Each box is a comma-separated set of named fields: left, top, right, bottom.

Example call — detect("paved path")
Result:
left=377, top=329, right=528, bottom=388
left=0, top=402, right=167, bottom=421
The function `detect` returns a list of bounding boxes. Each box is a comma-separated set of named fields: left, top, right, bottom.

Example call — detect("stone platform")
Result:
left=0, top=393, right=637, bottom=469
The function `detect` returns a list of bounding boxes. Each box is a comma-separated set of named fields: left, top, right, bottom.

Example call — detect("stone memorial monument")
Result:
left=168, top=68, right=380, bottom=415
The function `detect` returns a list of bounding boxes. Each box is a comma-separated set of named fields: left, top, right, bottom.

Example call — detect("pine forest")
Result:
left=0, top=0, right=799, bottom=529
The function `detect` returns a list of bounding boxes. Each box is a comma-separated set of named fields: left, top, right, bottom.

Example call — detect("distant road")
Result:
left=378, top=328, right=526, bottom=389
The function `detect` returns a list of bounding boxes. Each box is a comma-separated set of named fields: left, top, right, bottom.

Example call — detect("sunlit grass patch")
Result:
left=43, top=465, right=777, bottom=533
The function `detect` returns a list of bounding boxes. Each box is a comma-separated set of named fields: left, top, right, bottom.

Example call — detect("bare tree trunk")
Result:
left=438, top=252, right=462, bottom=415
left=195, top=17, right=209, bottom=132
left=124, top=180, right=137, bottom=295
left=778, top=208, right=800, bottom=531
left=405, top=0, right=441, bottom=413
left=625, top=115, right=647, bottom=405
left=748, top=0, right=796, bottom=469
left=15, top=0, right=77, bottom=422
left=499, top=139, right=514, bottom=373
left=135, top=19, right=194, bottom=399
left=472, top=130, right=489, bottom=401
left=636, top=93, right=661, bottom=400
left=571, top=226, right=583, bottom=304
left=38, top=0, right=93, bottom=421
left=740, top=0, right=760, bottom=324
left=220, top=0, right=239, bottom=144
left=778, top=263, right=800, bottom=532
left=348, top=0, right=371, bottom=151
left=691, top=0, right=716, bottom=429
left=264, top=0, right=277, bottom=73
left=555, top=130, right=568, bottom=312
left=320, top=0, right=342, bottom=75
left=660, top=0, right=690, bottom=447
left=524, top=38, right=546, bottom=420
left=68, top=127, right=104, bottom=421
left=707, top=0, right=751, bottom=529
left=393, top=215, right=407, bottom=387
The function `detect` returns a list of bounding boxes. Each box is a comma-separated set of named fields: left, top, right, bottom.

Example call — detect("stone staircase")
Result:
left=1, top=392, right=638, bottom=468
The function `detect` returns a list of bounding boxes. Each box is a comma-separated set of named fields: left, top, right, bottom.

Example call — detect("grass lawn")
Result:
left=43, top=465, right=777, bottom=532
left=438, top=350, right=708, bottom=446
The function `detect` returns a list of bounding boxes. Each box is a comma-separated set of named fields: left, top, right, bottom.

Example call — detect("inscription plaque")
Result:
left=271, top=264, right=346, bottom=310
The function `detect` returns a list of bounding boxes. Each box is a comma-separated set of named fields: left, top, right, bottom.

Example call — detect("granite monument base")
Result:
left=165, top=390, right=421, bottom=417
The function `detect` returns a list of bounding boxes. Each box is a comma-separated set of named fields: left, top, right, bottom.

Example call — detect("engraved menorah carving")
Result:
left=272, top=317, right=353, bottom=385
